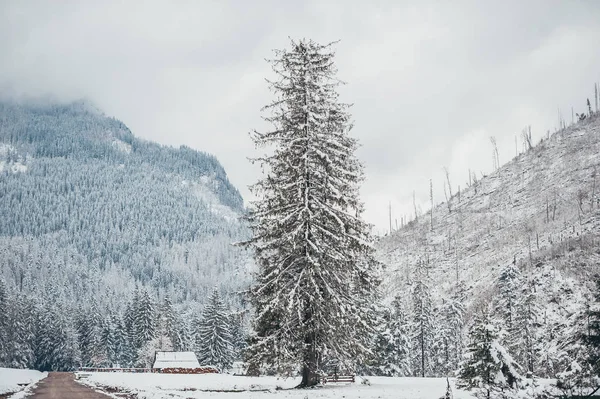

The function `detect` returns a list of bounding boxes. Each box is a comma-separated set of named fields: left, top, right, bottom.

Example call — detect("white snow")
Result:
left=80, top=373, right=477, bottom=399
left=111, top=139, right=132, bottom=154
left=0, top=368, right=47, bottom=395
left=182, top=176, right=239, bottom=222
left=0, top=143, right=29, bottom=173
left=0, top=161, right=27, bottom=173
left=153, top=351, right=201, bottom=369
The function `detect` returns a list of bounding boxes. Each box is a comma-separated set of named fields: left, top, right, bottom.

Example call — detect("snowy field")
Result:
left=79, top=373, right=478, bottom=399
left=0, top=368, right=47, bottom=396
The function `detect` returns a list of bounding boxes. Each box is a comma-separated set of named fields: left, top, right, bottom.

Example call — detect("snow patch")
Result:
left=0, top=143, right=29, bottom=173
left=0, top=161, right=28, bottom=173
left=182, top=176, right=238, bottom=222
left=111, top=139, right=132, bottom=154
left=80, top=373, right=477, bottom=399
left=0, top=368, right=47, bottom=395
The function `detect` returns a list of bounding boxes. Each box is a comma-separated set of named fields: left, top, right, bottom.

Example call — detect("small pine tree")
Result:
left=457, top=309, right=522, bottom=399
left=196, top=289, right=233, bottom=371
left=0, top=280, right=7, bottom=365
left=382, top=296, right=411, bottom=376
left=496, top=264, right=521, bottom=334
left=512, top=282, right=541, bottom=377
left=411, top=260, right=434, bottom=377
left=229, top=312, right=247, bottom=361
left=134, top=289, right=155, bottom=349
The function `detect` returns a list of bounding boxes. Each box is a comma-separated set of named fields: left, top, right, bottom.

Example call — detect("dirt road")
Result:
left=28, top=372, right=112, bottom=399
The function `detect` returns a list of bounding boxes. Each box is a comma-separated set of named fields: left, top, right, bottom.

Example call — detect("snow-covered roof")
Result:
left=153, top=351, right=200, bottom=369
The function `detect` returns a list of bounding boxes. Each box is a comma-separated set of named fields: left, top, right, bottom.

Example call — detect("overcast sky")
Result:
left=2, top=1, right=600, bottom=234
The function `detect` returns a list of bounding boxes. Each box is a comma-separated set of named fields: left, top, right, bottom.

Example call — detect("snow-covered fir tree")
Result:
left=457, top=308, right=522, bottom=399
left=411, top=259, right=434, bottom=377
left=133, top=288, right=155, bottom=350
left=160, top=296, right=183, bottom=351
left=511, top=280, right=541, bottom=377
left=243, top=38, right=379, bottom=387
left=437, top=285, right=465, bottom=376
left=496, top=263, right=521, bottom=335
left=196, top=289, right=233, bottom=371
left=373, top=296, right=411, bottom=376
left=229, top=312, right=247, bottom=362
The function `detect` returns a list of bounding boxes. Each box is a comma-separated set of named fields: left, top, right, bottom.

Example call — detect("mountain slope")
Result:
left=0, top=100, right=250, bottom=307
left=377, top=114, right=600, bottom=377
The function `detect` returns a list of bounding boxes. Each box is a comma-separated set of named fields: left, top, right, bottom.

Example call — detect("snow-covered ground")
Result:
left=0, top=368, right=47, bottom=396
left=79, top=373, right=477, bottom=399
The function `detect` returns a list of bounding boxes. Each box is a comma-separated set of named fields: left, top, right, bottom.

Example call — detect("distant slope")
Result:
left=0, top=100, right=250, bottom=307
left=377, top=114, right=600, bottom=376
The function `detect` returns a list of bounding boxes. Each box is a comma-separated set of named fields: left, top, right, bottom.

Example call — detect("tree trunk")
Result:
left=298, top=343, right=319, bottom=387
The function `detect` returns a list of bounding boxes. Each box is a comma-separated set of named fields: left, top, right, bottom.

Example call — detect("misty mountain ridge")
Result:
left=0, top=99, right=250, bottom=309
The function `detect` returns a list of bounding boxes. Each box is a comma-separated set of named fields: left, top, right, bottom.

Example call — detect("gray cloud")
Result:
left=1, top=0, right=600, bottom=233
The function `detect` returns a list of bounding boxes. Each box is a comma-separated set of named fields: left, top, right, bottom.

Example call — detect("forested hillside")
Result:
left=375, top=113, right=600, bottom=383
left=0, top=100, right=250, bottom=370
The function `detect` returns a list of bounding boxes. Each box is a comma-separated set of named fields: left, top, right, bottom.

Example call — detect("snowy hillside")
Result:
left=0, top=100, right=251, bottom=371
left=377, top=114, right=600, bottom=377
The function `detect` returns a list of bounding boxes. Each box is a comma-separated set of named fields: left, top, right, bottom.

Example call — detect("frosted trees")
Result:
left=196, top=289, right=233, bottom=371
left=133, top=289, right=155, bottom=349
left=411, top=260, right=434, bottom=377
left=511, top=283, right=541, bottom=377
left=381, top=296, right=411, bottom=376
left=438, top=294, right=465, bottom=375
left=244, top=38, right=378, bottom=387
left=496, top=264, right=520, bottom=333
left=0, top=280, right=7, bottom=365
left=457, top=309, right=522, bottom=399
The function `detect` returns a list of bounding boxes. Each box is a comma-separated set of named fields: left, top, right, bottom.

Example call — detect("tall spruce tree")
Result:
left=244, top=38, right=378, bottom=387
left=512, top=282, right=541, bottom=377
left=196, top=289, right=233, bottom=371
left=496, top=263, right=521, bottom=334
left=374, top=296, right=411, bottom=376
left=411, top=259, right=434, bottom=377
left=457, top=309, right=522, bottom=399
left=134, top=288, right=155, bottom=349
left=438, top=286, right=465, bottom=376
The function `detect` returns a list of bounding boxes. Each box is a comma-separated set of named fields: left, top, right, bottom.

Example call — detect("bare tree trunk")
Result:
left=552, top=191, right=557, bottom=221
left=430, top=179, right=434, bottom=231
left=413, top=191, right=418, bottom=222
left=389, top=201, right=392, bottom=235
left=592, top=166, right=597, bottom=211
left=444, top=167, right=452, bottom=198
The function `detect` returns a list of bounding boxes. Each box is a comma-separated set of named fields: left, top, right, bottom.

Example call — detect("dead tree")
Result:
left=429, top=179, right=434, bottom=231
left=444, top=166, right=452, bottom=197
left=577, top=189, right=585, bottom=226
left=592, top=166, right=597, bottom=211
left=388, top=201, right=392, bottom=235
left=594, top=83, right=600, bottom=112
left=490, top=136, right=499, bottom=171
left=413, top=190, right=418, bottom=223
left=522, top=126, right=532, bottom=152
